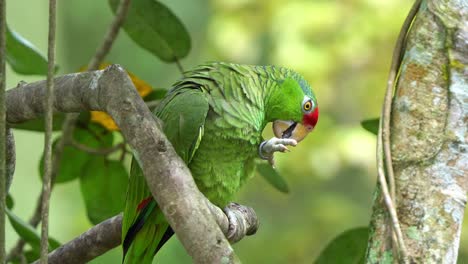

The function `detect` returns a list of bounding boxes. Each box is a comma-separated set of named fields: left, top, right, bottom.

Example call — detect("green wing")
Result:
left=122, top=87, right=208, bottom=263
left=154, top=88, right=209, bottom=163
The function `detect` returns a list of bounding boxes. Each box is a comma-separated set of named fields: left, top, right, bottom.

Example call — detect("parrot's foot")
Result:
left=223, top=202, right=259, bottom=243
left=224, top=204, right=238, bottom=241
left=258, top=137, right=297, bottom=167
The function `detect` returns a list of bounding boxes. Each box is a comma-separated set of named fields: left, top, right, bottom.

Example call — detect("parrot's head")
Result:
left=266, top=70, right=318, bottom=143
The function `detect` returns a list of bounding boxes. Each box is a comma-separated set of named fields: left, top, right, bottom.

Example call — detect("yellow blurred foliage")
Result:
left=81, top=63, right=153, bottom=131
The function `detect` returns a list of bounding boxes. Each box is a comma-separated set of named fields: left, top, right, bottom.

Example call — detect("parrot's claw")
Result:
left=258, top=137, right=297, bottom=167
left=268, top=155, right=275, bottom=168
left=223, top=204, right=238, bottom=241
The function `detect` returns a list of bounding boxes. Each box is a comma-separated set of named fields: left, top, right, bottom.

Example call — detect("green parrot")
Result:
left=122, top=62, right=319, bottom=263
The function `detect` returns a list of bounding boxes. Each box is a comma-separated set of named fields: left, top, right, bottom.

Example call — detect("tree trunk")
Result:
left=366, top=0, right=467, bottom=263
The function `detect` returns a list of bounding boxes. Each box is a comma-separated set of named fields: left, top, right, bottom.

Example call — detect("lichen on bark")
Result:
left=366, top=0, right=467, bottom=263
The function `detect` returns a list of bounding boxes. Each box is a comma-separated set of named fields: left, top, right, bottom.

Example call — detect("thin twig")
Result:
left=378, top=0, right=422, bottom=262
left=0, top=0, right=6, bottom=262
left=40, top=0, right=56, bottom=262
left=70, top=140, right=125, bottom=155
left=383, top=0, right=422, bottom=205
left=87, top=0, right=131, bottom=71
left=377, top=121, right=408, bottom=262
left=174, top=57, right=185, bottom=76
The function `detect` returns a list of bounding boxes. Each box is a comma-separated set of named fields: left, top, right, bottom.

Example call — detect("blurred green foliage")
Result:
left=4, top=0, right=467, bottom=263
left=10, top=113, right=68, bottom=131
left=80, top=158, right=128, bottom=225
left=5, top=25, right=48, bottom=75
left=256, top=162, right=290, bottom=194
left=315, top=227, right=368, bottom=264
left=361, top=118, right=379, bottom=135
left=6, top=209, right=61, bottom=262
left=38, top=122, right=114, bottom=184
left=108, top=0, right=191, bottom=62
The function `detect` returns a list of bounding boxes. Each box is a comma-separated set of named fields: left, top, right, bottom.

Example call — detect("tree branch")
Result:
left=35, top=214, right=123, bottom=264
left=31, top=202, right=258, bottom=264
left=6, top=65, right=255, bottom=263
left=40, top=0, right=57, bottom=262
left=366, top=0, right=467, bottom=262
left=70, top=140, right=125, bottom=155
left=0, top=0, right=6, bottom=261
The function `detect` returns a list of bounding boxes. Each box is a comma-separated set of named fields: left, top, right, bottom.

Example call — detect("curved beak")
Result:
left=273, top=120, right=313, bottom=143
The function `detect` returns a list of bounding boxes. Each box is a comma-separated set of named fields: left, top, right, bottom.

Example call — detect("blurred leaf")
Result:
left=360, top=118, right=379, bottom=135
left=39, top=137, right=87, bottom=183
left=90, top=111, right=120, bottom=131
left=6, top=193, right=14, bottom=209
left=6, top=209, right=61, bottom=252
left=14, top=248, right=56, bottom=263
left=80, top=158, right=128, bottom=224
left=11, top=112, right=90, bottom=132
left=315, top=227, right=368, bottom=264
left=256, top=163, right=290, bottom=193
left=10, top=113, right=67, bottom=131
left=39, top=123, right=114, bottom=184
left=108, top=0, right=191, bottom=62
left=83, top=123, right=115, bottom=147
left=6, top=25, right=49, bottom=75
left=24, top=250, right=40, bottom=263
left=144, top=88, right=167, bottom=102
left=10, top=258, right=20, bottom=264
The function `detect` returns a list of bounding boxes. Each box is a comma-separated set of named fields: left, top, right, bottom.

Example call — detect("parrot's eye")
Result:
left=304, top=101, right=312, bottom=111
left=302, top=97, right=314, bottom=113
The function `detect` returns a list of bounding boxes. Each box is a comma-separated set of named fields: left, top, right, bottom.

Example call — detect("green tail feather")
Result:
left=122, top=160, right=175, bottom=264
left=122, top=199, right=173, bottom=264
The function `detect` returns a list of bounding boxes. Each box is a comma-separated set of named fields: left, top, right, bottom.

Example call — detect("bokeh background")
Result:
left=5, top=0, right=467, bottom=263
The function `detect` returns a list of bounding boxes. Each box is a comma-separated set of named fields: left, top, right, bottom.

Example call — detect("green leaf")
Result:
left=6, top=194, right=14, bottom=209
left=39, top=123, right=114, bottom=184
left=360, top=118, right=379, bottom=135
left=12, top=248, right=55, bottom=263
left=144, top=88, right=167, bottom=102
left=24, top=250, right=40, bottom=263
left=6, top=209, right=61, bottom=252
left=256, top=163, right=290, bottom=193
left=6, top=25, right=49, bottom=75
left=80, top=158, right=128, bottom=224
left=79, top=123, right=115, bottom=148
left=11, top=111, right=90, bottom=132
left=39, top=137, right=88, bottom=183
left=314, top=227, right=369, bottom=264
left=108, top=0, right=191, bottom=62
left=10, top=113, right=67, bottom=131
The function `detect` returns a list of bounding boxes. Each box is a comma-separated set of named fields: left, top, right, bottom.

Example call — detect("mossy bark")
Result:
left=366, top=0, right=467, bottom=263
